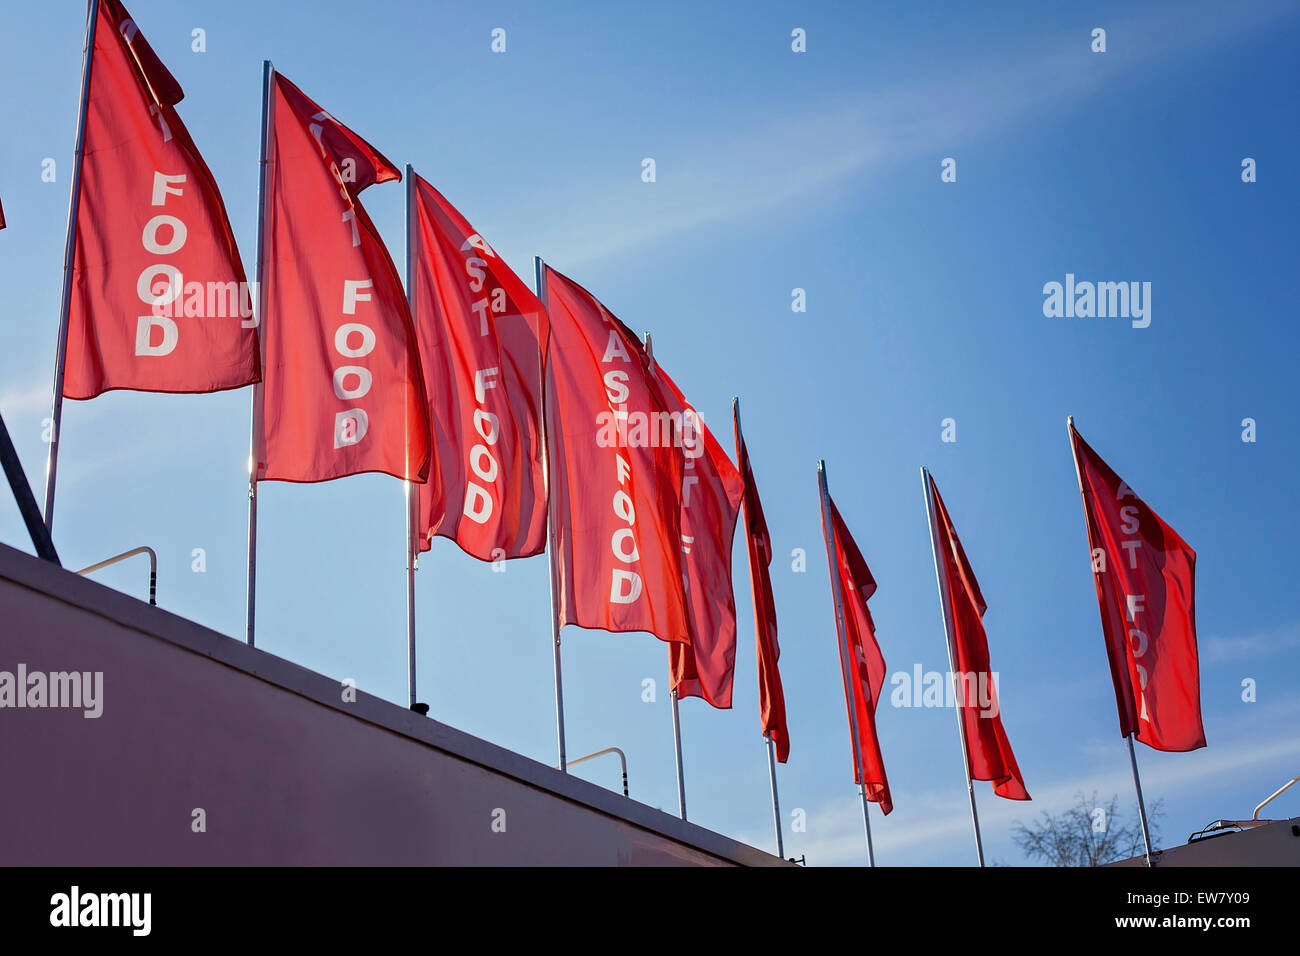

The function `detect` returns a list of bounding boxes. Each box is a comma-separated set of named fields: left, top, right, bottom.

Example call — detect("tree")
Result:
left=1011, top=791, right=1164, bottom=866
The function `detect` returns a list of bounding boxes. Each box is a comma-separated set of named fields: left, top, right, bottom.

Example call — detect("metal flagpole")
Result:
left=642, top=330, right=691, bottom=822
left=734, top=396, right=784, bottom=857
left=1065, top=416, right=1155, bottom=867
left=404, top=482, right=420, bottom=710
left=43, top=0, right=102, bottom=535
left=1127, top=735, right=1156, bottom=866
left=765, top=733, right=784, bottom=858
left=1, top=411, right=60, bottom=565
left=644, top=331, right=688, bottom=821
left=922, top=466, right=985, bottom=866
left=244, top=60, right=274, bottom=647
left=534, top=256, right=567, bottom=771
left=403, top=167, right=423, bottom=714
left=818, top=460, right=875, bottom=866
left=671, top=690, right=687, bottom=821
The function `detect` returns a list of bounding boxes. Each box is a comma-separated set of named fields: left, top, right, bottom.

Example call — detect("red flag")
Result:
left=823, top=495, right=892, bottom=813
left=654, top=361, right=743, bottom=709
left=928, top=475, right=1030, bottom=800
left=257, top=72, right=429, bottom=484
left=408, top=173, right=547, bottom=560
left=63, top=0, right=257, bottom=399
left=1069, top=422, right=1205, bottom=751
left=735, top=412, right=789, bottom=760
left=542, top=266, right=689, bottom=644
left=0, top=196, right=6, bottom=230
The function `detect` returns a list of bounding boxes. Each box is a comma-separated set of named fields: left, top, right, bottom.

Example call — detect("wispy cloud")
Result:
left=1081, top=737, right=1114, bottom=761
left=761, top=728, right=1300, bottom=866
left=0, top=380, right=52, bottom=420
left=1202, top=620, right=1300, bottom=663
left=531, top=0, right=1298, bottom=268
left=0, top=379, right=142, bottom=489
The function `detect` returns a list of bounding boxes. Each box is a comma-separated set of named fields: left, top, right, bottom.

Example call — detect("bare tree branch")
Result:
left=1011, top=792, right=1164, bottom=866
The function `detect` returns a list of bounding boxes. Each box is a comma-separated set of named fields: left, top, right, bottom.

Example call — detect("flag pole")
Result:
left=1, top=411, right=60, bottom=565
left=403, top=166, right=422, bottom=713
left=244, top=59, right=274, bottom=647
left=922, top=466, right=985, bottom=866
left=671, top=690, right=687, bottom=820
left=1126, top=734, right=1156, bottom=866
left=1065, top=416, right=1155, bottom=867
left=534, top=256, right=567, bottom=771
left=818, top=460, right=875, bottom=866
left=644, top=331, right=688, bottom=821
left=42, top=0, right=101, bottom=534
left=764, top=734, right=784, bottom=858
left=404, top=481, right=419, bottom=709
left=734, top=397, right=784, bottom=858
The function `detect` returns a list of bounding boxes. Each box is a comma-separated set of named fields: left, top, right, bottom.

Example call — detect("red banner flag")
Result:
left=542, top=266, right=689, bottom=644
left=735, top=411, right=789, bottom=760
left=1069, top=422, right=1205, bottom=752
left=63, top=0, right=257, bottom=399
left=653, top=360, right=743, bottom=709
left=408, top=173, right=547, bottom=560
left=927, top=474, right=1030, bottom=800
left=824, top=495, right=893, bottom=813
left=257, top=72, right=428, bottom=484
left=0, top=196, right=6, bottom=230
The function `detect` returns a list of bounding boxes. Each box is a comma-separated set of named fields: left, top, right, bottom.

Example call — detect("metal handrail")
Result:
left=557, top=747, right=629, bottom=797
left=1253, top=774, right=1300, bottom=821
left=76, top=546, right=157, bottom=605
left=1196, top=773, right=1300, bottom=835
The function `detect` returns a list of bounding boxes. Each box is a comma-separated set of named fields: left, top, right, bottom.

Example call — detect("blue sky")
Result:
left=1, top=0, right=1297, bottom=865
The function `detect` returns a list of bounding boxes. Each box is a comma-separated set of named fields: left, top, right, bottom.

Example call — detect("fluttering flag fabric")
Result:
left=0, top=196, right=6, bottom=230
left=735, top=414, right=789, bottom=760
left=63, top=0, right=258, bottom=399
left=542, top=266, right=689, bottom=644
left=1069, top=422, right=1205, bottom=752
left=653, top=361, right=743, bottom=709
left=257, top=72, right=429, bottom=484
left=825, top=497, right=892, bottom=813
left=928, top=475, right=1030, bottom=800
left=408, top=173, right=547, bottom=560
